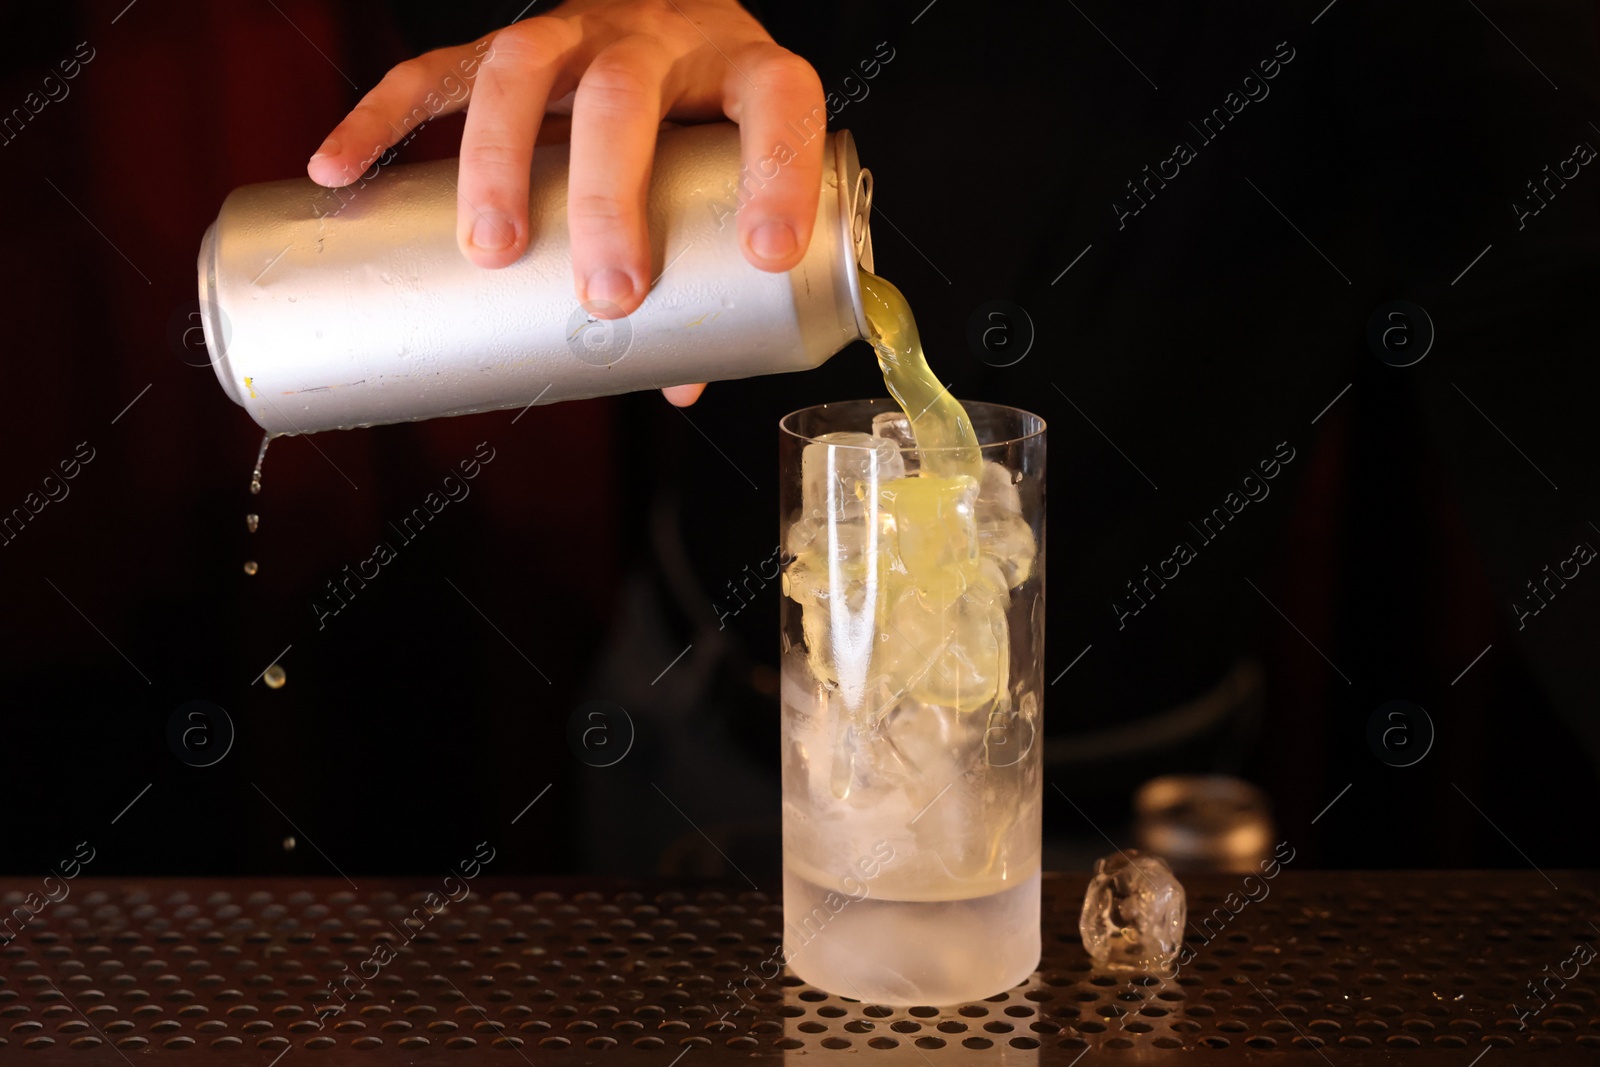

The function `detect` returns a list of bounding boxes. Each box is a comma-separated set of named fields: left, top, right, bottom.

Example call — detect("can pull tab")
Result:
left=852, top=168, right=874, bottom=274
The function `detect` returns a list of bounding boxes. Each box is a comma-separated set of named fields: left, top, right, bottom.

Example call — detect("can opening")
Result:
left=833, top=129, right=874, bottom=343
left=853, top=168, right=874, bottom=272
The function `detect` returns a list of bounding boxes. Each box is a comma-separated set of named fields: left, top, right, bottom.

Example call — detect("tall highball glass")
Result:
left=778, top=399, right=1046, bottom=1005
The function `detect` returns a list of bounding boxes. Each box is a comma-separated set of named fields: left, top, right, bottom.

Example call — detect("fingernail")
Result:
left=471, top=212, right=515, bottom=252
left=310, top=137, right=340, bottom=162
left=750, top=220, right=797, bottom=262
left=586, top=268, right=634, bottom=308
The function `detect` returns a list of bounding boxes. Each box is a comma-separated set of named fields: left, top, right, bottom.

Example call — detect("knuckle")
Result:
left=578, top=59, right=659, bottom=114
left=462, top=139, right=526, bottom=172
left=745, top=44, right=822, bottom=97
left=588, top=0, right=677, bottom=40
left=632, top=4, right=679, bottom=39
left=376, top=57, right=435, bottom=100
left=488, top=16, right=573, bottom=69
left=344, top=102, right=392, bottom=135
left=568, top=192, right=634, bottom=230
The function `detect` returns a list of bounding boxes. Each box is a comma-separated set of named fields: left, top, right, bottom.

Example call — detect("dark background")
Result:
left=0, top=0, right=1595, bottom=882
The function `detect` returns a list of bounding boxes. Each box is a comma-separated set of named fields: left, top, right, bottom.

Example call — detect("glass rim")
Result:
left=778, top=398, right=1047, bottom=450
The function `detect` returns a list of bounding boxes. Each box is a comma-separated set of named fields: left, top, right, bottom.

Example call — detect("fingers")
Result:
left=307, top=6, right=822, bottom=305
left=456, top=18, right=578, bottom=268
left=307, top=45, right=480, bottom=187
left=662, top=383, right=707, bottom=406
left=722, top=42, right=827, bottom=273
left=566, top=36, right=674, bottom=318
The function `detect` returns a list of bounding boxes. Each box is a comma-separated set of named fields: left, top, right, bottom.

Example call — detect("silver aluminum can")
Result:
left=197, top=122, right=875, bottom=435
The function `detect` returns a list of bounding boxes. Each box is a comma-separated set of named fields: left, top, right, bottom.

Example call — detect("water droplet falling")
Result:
left=263, top=664, right=287, bottom=689
left=246, top=513, right=259, bottom=533
left=243, top=561, right=259, bottom=576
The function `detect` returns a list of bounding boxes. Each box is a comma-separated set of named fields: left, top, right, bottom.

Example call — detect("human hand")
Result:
left=307, top=0, right=827, bottom=407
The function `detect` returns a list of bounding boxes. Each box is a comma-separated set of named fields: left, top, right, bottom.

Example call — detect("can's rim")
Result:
left=779, top=398, right=1047, bottom=450
left=833, top=129, right=872, bottom=341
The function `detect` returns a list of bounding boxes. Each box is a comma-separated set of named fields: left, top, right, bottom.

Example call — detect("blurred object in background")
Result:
left=1135, top=774, right=1275, bottom=875
left=1044, top=660, right=1265, bottom=783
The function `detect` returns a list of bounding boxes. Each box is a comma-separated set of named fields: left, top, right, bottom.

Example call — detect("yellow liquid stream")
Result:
left=787, top=272, right=1040, bottom=883
left=859, top=269, right=981, bottom=481
left=783, top=266, right=1030, bottom=759
left=858, top=268, right=990, bottom=616
left=784, top=269, right=1031, bottom=800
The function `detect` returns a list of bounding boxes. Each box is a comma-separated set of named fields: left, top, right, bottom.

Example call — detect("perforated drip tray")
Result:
left=1, top=872, right=1596, bottom=1064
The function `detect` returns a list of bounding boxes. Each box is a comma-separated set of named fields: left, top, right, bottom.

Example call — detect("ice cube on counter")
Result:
left=1079, top=850, right=1186, bottom=973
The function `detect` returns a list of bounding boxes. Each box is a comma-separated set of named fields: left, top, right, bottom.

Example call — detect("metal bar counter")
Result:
left=1, top=872, right=1594, bottom=1064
